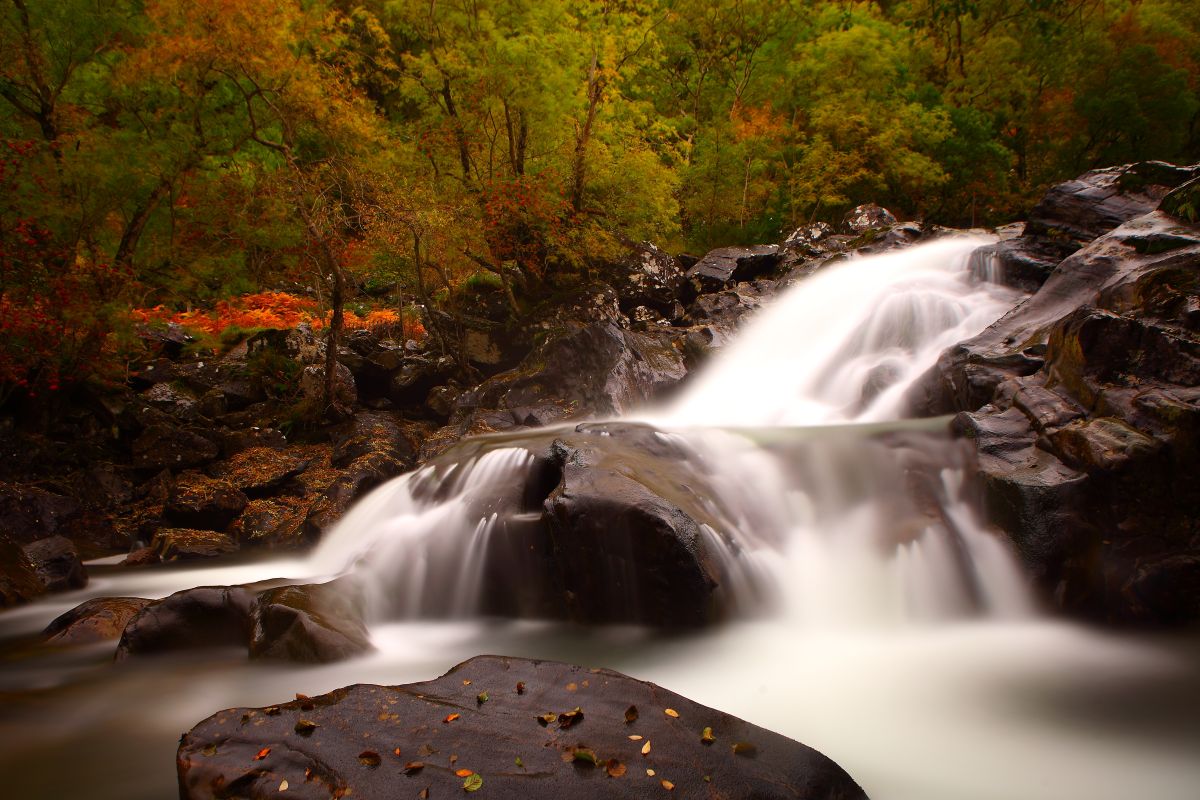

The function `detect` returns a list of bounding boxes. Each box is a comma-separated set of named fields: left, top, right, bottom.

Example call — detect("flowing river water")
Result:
left=2, top=237, right=1199, bottom=799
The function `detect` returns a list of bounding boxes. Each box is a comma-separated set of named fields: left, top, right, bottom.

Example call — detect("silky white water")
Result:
left=2, top=236, right=1199, bottom=800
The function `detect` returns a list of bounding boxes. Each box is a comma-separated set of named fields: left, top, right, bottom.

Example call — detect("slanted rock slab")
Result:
left=177, top=655, right=868, bottom=800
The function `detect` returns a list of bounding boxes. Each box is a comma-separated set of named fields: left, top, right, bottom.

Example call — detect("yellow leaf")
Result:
left=661, top=779, right=675, bottom=791
left=279, top=779, right=289, bottom=791
left=641, top=740, right=651, bottom=755
left=664, top=709, right=679, bottom=718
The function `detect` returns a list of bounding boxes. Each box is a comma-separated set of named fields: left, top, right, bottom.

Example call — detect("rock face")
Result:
left=969, top=161, right=1200, bottom=292
left=176, top=655, right=868, bottom=800
left=914, top=163, right=1200, bottom=624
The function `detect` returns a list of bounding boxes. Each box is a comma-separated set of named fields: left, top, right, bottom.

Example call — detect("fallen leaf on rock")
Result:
left=444, top=713, right=460, bottom=723
left=641, top=740, right=651, bottom=755
left=455, top=769, right=474, bottom=778
left=358, top=750, right=382, bottom=767
left=404, top=762, right=425, bottom=775
left=514, top=756, right=523, bottom=768
left=462, top=680, right=472, bottom=686
left=264, top=706, right=280, bottom=716
left=296, top=694, right=314, bottom=711
left=449, top=755, right=458, bottom=765
left=624, top=705, right=638, bottom=724
left=419, top=790, right=428, bottom=799
left=279, top=779, right=288, bottom=792
left=628, top=735, right=643, bottom=741
left=731, top=741, right=757, bottom=757
left=701, top=727, right=715, bottom=744
left=254, top=747, right=272, bottom=761
left=536, top=712, right=557, bottom=726
left=646, top=769, right=655, bottom=777
left=418, top=744, right=436, bottom=757
left=664, top=709, right=679, bottom=718
left=394, top=748, right=402, bottom=757
left=515, top=682, right=525, bottom=694
left=202, top=744, right=218, bottom=757
left=476, top=691, right=489, bottom=705
left=294, top=719, right=318, bottom=735
left=559, top=707, right=584, bottom=728
left=605, top=759, right=626, bottom=778
left=462, top=773, right=483, bottom=792
left=661, top=779, right=675, bottom=791
left=572, top=748, right=598, bottom=765
left=566, top=682, right=577, bottom=692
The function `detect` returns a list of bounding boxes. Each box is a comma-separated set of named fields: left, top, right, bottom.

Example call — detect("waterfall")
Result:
left=312, top=235, right=1033, bottom=625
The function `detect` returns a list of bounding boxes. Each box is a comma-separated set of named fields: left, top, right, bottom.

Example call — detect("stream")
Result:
left=2, top=237, right=1199, bottom=800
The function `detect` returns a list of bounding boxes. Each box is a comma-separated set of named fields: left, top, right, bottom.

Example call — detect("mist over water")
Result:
left=3, top=238, right=1199, bottom=800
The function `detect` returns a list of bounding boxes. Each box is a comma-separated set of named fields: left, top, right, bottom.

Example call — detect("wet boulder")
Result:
left=686, top=245, right=781, bottom=293
left=230, top=497, right=309, bottom=549
left=22, top=535, right=87, bottom=592
left=842, top=203, right=897, bottom=234
left=452, top=322, right=687, bottom=428
left=0, top=533, right=43, bottom=608
left=610, top=241, right=685, bottom=315
left=177, top=654, right=868, bottom=800
left=209, top=447, right=308, bottom=496
left=115, top=581, right=373, bottom=664
left=250, top=579, right=373, bottom=663
left=971, top=161, right=1200, bottom=292
left=299, top=362, right=357, bottom=409
left=164, top=472, right=249, bottom=530
left=43, top=597, right=152, bottom=645
left=330, top=411, right=427, bottom=470
left=0, top=482, right=82, bottom=543
left=152, top=528, right=239, bottom=561
left=116, top=586, right=257, bottom=659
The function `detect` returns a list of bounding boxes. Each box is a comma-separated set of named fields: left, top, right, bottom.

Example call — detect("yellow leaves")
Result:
left=294, top=719, right=318, bottom=735
left=641, top=740, right=652, bottom=755
left=358, top=750, right=381, bottom=767
left=279, top=779, right=288, bottom=791
left=661, top=779, right=675, bottom=791
left=663, top=708, right=679, bottom=718
left=701, top=727, right=715, bottom=745
left=628, top=735, right=643, bottom=741
left=462, top=773, right=483, bottom=792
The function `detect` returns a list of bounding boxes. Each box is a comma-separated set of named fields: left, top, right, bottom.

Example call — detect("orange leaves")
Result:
left=131, top=292, right=425, bottom=343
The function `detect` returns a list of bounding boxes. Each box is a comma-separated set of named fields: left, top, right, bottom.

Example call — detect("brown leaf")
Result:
left=419, top=790, right=429, bottom=799
left=418, top=744, right=436, bottom=757
left=558, top=707, right=584, bottom=729
left=661, top=779, right=675, bottom=791
left=449, top=754, right=458, bottom=764
left=605, top=759, right=627, bottom=778
left=403, top=761, right=425, bottom=775
left=476, top=691, right=489, bottom=705
left=515, top=681, right=526, bottom=695
left=394, top=748, right=402, bottom=757
left=566, top=682, right=578, bottom=692
left=296, top=693, right=314, bottom=711
left=294, top=719, right=318, bottom=735
left=572, top=748, right=598, bottom=765
left=701, top=726, right=715, bottom=745
left=443, top=713, right=460, bottom=723
left=624, top=705, right=638, bottom=724
left=264, top=706, right=281, bottom=716
left=731, top=741, right=757, bottom=757
left=254, top=747, right=271, bottom=761
left=358, top=750, right=381, bottom=767
left=462, top=679, right=472, bottom=686
left=536, top=712, right=558, bottom=726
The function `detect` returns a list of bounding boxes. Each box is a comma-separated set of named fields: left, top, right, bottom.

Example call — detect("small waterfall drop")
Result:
left=311, top=235, right=1032, bottom=626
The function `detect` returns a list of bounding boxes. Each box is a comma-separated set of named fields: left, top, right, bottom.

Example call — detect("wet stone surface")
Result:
left=177, top=655, right=867, bottom=800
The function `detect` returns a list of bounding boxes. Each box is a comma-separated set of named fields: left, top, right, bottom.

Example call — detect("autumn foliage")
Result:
left=131, top=292, right=426, bottom=343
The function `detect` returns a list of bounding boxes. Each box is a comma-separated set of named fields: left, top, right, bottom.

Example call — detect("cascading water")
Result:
left=3, top=236, right=1200, bottom=800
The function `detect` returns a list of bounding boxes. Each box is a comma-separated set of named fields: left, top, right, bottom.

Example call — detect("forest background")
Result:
left=1, top=0, right=1197, bottom=405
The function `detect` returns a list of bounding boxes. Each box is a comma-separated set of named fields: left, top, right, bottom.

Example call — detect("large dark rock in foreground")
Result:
left=177, top=655, right=867, bottom=800
left=914, top=164, right=1200, bottom=624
